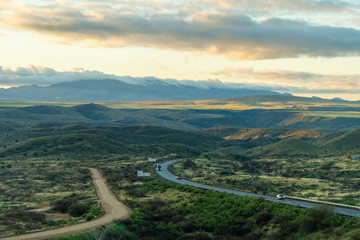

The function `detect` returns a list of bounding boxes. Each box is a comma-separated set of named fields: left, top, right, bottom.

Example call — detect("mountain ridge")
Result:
left=0, top=79, right=280, bottom=102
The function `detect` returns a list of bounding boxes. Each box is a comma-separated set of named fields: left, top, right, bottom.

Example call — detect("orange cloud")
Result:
left=215, top=66, right=360, bottom=92
left=1, top=1, right=360, bottom=60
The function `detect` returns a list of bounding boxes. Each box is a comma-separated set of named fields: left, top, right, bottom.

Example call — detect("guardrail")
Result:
left=155, top=159, right=360, bottom=216
left=286, top=196, right=360, bottom=211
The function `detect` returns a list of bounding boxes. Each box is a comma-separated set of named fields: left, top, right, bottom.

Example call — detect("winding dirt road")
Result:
left=2, top=168, right=133, bottom=240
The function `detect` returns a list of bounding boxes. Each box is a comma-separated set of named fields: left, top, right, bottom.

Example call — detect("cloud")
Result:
left=0, top=65, right=121, bottom=86
left=215, top=66, right=360, bottom=93
left=1, top=1, right=360, bottom=60
left=199, top=0, right=359, bottom=13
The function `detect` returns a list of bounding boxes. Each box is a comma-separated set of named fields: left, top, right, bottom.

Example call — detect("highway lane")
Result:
left=155, top=159, right=360, bottom=217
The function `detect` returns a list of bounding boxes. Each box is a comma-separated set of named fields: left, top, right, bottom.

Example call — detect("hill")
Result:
left=2, top=122, right=360, bottom=158
left=0, top=125, right=221, bottom=157
left=319, top=129, right=360, bottom=154
left=0, top=133, right=130, bottom=157
left=244, top=139, right=322, bottom=157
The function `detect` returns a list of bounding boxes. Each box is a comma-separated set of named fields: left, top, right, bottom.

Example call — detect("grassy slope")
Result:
left=0, top=125, right=221, bottom=158
left=245, top=139, right=322, bottom=157
left=0, top=133, right=130, bottom=157
left=319, top=129, right=360, bottom=154
left=199, top=127, right=324, bottom=140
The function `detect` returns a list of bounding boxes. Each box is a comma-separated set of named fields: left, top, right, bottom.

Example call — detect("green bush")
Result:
left=69, top=203, right=90, bottom=217
left=54, top=199, right=73, bottom=213
left=86, top=207, right=102, bottom=221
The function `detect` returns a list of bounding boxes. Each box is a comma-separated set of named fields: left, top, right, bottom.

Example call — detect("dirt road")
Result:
left=2, top=168, right=133, bottom=240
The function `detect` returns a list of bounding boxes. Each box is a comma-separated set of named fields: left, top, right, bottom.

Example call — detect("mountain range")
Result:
left=0, top=79, right=280, bottom=102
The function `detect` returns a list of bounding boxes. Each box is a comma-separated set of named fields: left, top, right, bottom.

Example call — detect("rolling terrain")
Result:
left=1, top=95, right=360, bottom=239
left=1, top=123, right=359, bottom=160
left=1, top=96, right=360, bottom=132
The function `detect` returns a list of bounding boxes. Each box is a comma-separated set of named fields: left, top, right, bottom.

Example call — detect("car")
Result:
left=276, top=194, right=286, bottom=200
left=176, top=176, right=182, bottom=180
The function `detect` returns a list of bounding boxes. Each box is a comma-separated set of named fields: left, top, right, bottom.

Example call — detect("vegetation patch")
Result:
left=172, top=155, right=360, bottom=204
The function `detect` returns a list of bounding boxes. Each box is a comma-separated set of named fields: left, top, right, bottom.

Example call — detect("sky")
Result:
left=1, top=0, right=360, bottom=100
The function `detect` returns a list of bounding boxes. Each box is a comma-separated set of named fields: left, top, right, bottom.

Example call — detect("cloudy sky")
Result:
left=1, top=0, right=360, bottom=100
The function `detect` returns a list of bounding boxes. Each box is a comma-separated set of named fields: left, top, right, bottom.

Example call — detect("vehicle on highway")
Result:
left=176, top=176, right=182, bottom=180
left=276, top=194, right=286, bottom=200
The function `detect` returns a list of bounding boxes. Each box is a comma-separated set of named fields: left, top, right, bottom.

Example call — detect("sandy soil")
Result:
left=1, top=168, right=133, bottom=240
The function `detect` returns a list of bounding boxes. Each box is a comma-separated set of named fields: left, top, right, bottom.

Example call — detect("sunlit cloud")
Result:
left=0, top=65, right=117, bottom=86
left=215, top=66, right=360, bottom=93
left=1, top=1, right=360, bottom=60
left=205, top=0, right=359, bottom=13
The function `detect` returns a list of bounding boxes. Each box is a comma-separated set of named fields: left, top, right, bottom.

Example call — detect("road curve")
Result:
left=156, top=159, right=360, bottom=217
left=2, top=168, right=133, bottom=240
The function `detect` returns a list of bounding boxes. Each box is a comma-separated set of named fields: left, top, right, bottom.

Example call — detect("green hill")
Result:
left=82, top=125, right=221, bottom=151
left=0, top=125, right=221, bottom=152
left=245, top=139, right=322, bottom=157
left=0, top=133, right=130, bottom=157
left=0, top=125, right=219, bottom=157
left=1, top=124, right=354, bottom=158
left=319, top=129, right=360, bottom=154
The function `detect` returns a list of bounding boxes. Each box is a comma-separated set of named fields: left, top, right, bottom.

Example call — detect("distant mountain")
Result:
left=332, top=97, right=344, bottom=101
left=0, top=79, right=280, bottom=102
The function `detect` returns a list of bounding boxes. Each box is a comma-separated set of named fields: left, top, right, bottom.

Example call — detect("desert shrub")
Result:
left=69, top=203, right=90, bottom=217
left=86, top=207, right=102, bottom=221
left=4, top=209, right=45, bottom=223
left=320, top=164, right=331, bottom=170
left=54, top=199, right=73, bottom=213
left=255, top=210, right=272, bottom=225
left=300, top=206, right=338, bottom=233
left=183, top=159, right=196, bottom=168
left=349, top=229, right=360, bottom=240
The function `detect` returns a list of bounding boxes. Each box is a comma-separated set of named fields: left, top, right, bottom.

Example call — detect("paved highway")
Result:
left=155, top=159, right=360, bottom=217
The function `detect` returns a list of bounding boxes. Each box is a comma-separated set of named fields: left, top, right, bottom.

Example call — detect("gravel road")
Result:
left=1, top=168, right=133, bottom=240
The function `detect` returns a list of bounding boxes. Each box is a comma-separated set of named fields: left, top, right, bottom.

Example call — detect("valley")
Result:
left=1, top=95, right=360, bottom=239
